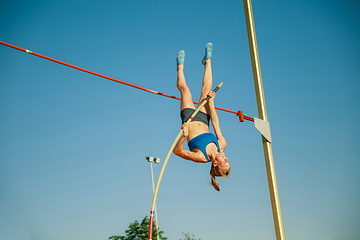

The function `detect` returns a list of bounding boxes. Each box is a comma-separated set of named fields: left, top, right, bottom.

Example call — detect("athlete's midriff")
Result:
left=187, top=121, right=209, bottom=142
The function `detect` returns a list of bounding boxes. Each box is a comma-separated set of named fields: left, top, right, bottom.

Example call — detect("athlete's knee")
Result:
left=178, top=83, right=190, bottom=93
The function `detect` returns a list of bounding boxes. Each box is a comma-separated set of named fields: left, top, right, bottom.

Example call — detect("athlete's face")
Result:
left=215, top=152, right=230, bottom=172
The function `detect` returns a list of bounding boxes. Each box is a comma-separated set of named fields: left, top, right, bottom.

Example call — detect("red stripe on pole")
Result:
left=0, top=40, right=254, bottom=122
left=148, top=211, right=154, bottom=240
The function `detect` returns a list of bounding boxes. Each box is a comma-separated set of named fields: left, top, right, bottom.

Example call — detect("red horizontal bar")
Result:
left=0, top=40, right=254, bottom=122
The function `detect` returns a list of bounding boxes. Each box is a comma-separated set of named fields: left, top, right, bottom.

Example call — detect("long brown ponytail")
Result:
left=210, top=164, right=230, bottom=191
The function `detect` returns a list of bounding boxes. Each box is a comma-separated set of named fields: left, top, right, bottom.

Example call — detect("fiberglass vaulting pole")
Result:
left=243, top=0, right=286, bottom=239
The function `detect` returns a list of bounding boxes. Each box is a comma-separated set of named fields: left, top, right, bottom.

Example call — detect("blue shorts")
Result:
left=180, top=108, right=211, bottom=126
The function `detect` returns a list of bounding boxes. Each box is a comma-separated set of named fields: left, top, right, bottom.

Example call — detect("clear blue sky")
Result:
left=1, top=1, right=359, bottom=240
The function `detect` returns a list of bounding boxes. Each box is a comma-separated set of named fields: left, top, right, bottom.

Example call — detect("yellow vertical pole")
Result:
left=243, top=1, right=286, bottom=239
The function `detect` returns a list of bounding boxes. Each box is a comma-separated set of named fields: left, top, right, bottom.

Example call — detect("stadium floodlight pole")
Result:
left=243, top=0, right=286, bottom=239
left=146, top=156, right=160, bottom=240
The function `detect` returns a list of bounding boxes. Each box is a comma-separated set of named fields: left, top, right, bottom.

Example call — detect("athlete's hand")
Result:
left=207, top=91, right=215, bottom=104
left=181, top=123, right=189, bottom=137
left=207, top=91, right=215, bottom=100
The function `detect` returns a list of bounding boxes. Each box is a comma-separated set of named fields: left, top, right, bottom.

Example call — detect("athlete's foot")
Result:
left=201, top=42, right=213, bottom=65
left=176, top=50, right=185, bottom=66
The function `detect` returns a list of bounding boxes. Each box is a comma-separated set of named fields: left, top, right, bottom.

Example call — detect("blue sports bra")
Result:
left=188, top=133, right=220, bottom=162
